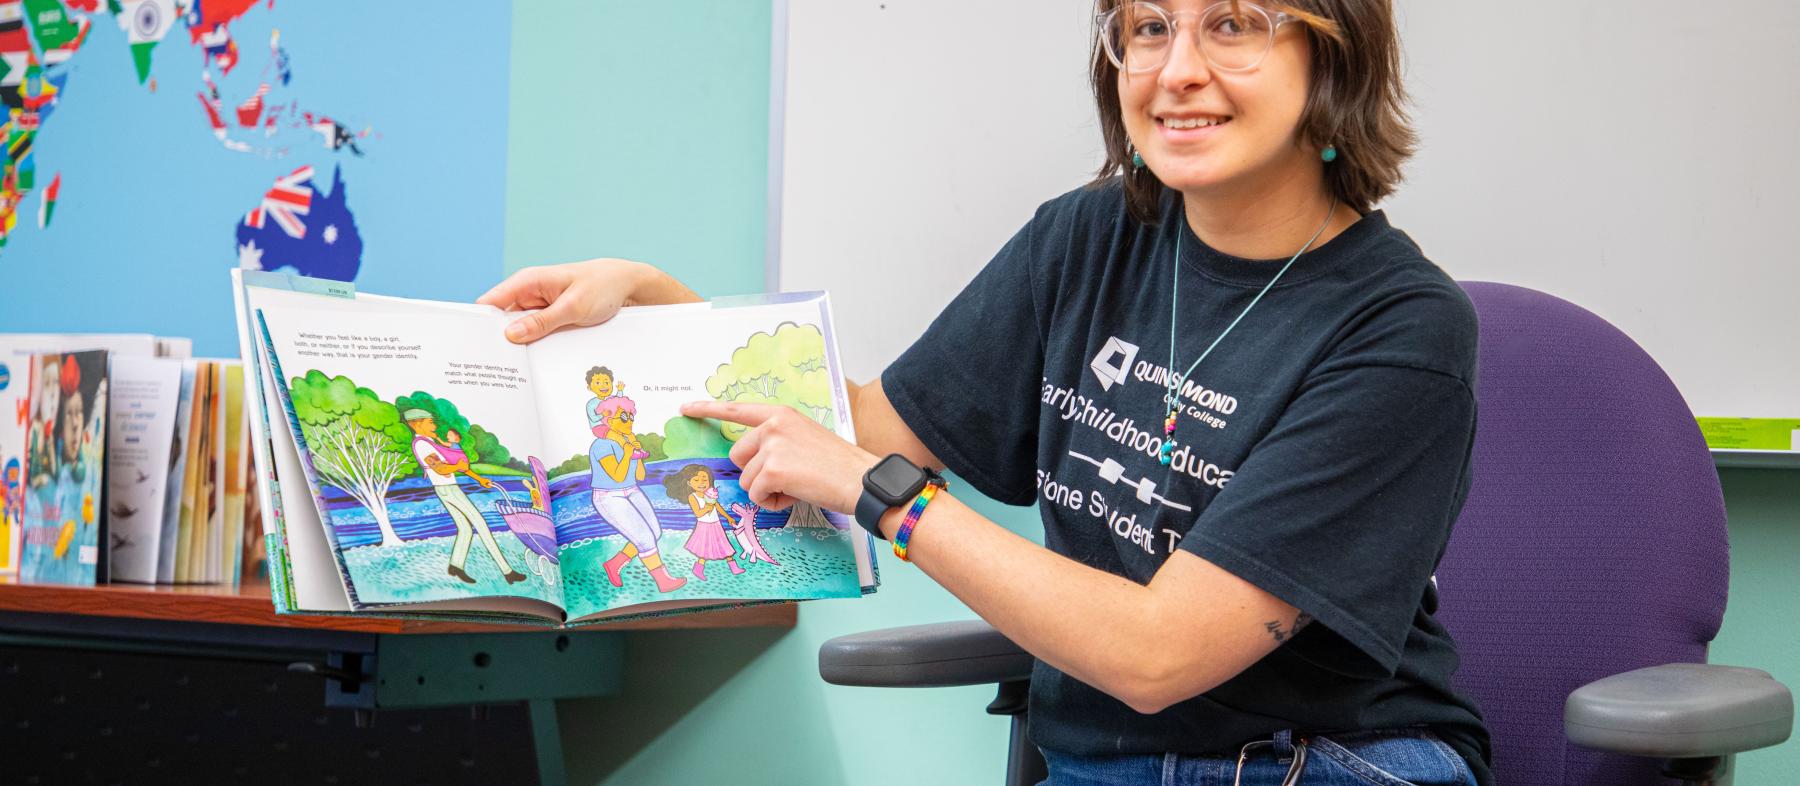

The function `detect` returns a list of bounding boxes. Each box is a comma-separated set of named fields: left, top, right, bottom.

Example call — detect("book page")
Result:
left=232, top=272, right=537, bottom=613
left=526, top=294, right=868, bottom=621
left=155, top=362, right=196, bottom=585
left=103, top=355, right=184, bottom=583
left=256, top=305, right=563, bottom=615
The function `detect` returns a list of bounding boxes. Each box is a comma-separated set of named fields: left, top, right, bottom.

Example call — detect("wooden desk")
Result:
left=0, top=578, right=796, bottom=634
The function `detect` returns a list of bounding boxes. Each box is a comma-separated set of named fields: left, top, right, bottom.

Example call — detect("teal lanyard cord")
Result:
left=1161, top=201, right=1337, bottom=461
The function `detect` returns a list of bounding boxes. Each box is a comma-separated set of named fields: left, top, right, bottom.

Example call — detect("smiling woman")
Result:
left=481, top=1, right=1490, bottom=784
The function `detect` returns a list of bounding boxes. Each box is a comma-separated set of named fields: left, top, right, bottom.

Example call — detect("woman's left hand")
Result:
left=680, top=401, right=877, bottom=513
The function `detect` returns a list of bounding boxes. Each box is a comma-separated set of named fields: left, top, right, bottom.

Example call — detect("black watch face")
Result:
left=867, top=455, right=923, bottom=500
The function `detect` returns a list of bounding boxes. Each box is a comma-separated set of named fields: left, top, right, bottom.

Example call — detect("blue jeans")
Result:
left=1040, top=729, right=1478, bottom=786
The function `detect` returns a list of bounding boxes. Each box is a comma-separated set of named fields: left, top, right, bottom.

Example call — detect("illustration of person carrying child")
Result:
left=591, top=394, right=687, bottom=593
left=404, top=408, right=526, bottom=585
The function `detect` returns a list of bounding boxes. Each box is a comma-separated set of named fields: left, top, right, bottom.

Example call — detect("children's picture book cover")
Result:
left=242, top=278, right=871, bottom=624
left=0, top=334, right=157, bottom=575
left=20, top=350, right=110, bottom=585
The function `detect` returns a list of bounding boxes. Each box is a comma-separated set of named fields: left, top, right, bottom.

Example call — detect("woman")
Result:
left=480, top=2, right=1489, bottom=783
left=589, top=395, right=687, bottom=593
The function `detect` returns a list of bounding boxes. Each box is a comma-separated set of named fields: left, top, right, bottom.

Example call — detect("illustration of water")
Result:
left=316, top=457, right=847, bottom=550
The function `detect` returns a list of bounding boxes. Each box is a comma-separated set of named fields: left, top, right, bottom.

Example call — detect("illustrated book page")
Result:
left=256, top=304, right=564, bottom=620
left=527, top=294, right=871, bottom=624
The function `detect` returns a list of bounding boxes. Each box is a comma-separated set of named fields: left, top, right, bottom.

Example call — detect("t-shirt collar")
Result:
left=1174, top=202, right=1391, bottom=288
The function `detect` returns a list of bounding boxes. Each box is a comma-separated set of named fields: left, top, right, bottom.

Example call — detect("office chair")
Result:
left=819, top=282, right=1793, bottom=786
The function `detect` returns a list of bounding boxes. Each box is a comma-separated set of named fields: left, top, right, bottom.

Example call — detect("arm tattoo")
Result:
left=1263, top=612, right=1314, bottom=643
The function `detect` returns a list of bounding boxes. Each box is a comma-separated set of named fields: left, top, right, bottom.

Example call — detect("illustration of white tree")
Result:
left=308, top=419, right=409, bottom=547
left=707, top=321, right=837, bottom=528
left=289, top=370, right=414, bottom=547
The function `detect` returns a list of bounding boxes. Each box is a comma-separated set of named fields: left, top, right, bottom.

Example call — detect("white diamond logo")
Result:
left=1089, top=336, right=1138, bottom=391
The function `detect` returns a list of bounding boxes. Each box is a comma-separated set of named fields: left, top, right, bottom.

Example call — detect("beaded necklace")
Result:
left=1159, top=200, right=1337, bottom=466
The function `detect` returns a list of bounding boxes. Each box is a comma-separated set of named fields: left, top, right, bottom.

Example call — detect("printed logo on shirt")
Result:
left=1089, top=336, right=1138, bottom=391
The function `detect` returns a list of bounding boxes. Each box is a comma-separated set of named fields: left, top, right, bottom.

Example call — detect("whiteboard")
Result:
left=780, top=0, right=1800, bottom=418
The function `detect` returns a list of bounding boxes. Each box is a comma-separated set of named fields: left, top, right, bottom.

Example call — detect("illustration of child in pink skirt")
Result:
left=663, top=464, right=741, bottom=580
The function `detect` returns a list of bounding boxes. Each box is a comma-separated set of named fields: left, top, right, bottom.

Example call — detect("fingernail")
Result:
left=505, top=322, right=527, bottom=341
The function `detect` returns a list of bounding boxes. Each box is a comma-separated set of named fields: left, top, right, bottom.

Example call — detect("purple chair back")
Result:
left=1438, top=282, right=1730, bottom=786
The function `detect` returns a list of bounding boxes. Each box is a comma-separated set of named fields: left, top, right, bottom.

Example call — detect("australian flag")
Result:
left=235, top=164, right=362, bottom=282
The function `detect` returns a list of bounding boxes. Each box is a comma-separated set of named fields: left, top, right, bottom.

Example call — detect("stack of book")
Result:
left=0, top=335, right=259, bottom=587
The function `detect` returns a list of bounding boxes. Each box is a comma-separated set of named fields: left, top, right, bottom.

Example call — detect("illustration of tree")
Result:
left=466, top=424, right=510, bottom=467
left=552, top=453, right=589, bottom=478
left=704, top=322, right=835, bottom=442
left=289, top=371, right=414, bottom=547
left=660, top=416, right=732, bottom=460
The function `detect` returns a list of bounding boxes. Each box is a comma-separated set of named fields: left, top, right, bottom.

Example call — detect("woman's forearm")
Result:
left=879, top=496, right=1165, bottom=702
left=885, top=493, right=1279, bottom=714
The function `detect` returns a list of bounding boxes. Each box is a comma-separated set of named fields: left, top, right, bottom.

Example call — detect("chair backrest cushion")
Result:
left=1436, top=282, right=1730, bottom=786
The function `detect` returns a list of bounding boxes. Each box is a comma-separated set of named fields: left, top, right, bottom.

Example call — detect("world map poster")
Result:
left=0, top=0, right=511, bottom=352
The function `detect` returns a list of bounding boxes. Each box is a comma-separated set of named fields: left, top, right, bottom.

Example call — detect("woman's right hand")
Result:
left=477, top=258, right=702, bottom=344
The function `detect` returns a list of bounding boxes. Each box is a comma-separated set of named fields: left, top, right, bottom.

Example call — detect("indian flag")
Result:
left=116, top=0, right=175, bottom=85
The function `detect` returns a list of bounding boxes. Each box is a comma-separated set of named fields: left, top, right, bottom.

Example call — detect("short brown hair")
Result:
left=1090, top=0, right=1416, bottom=222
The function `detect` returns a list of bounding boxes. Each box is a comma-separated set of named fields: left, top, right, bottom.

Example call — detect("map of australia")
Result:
left=0, top=0, right=371, bottom=278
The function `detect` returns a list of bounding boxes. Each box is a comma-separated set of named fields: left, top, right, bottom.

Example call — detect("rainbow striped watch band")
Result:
left=892, top=480, right=945, bottom=562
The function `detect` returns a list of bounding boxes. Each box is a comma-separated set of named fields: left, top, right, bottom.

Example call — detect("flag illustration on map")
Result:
left=235, top=164, right=361, bottom=282
left=0, top=1, right=32, bottom=109
left=117, top=0, right=177, bottom=85
left=35, top=170, right=54, bottom=227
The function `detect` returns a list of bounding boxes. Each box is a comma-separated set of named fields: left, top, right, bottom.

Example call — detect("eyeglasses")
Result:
left=1097, top=1, right=1294, bottom=74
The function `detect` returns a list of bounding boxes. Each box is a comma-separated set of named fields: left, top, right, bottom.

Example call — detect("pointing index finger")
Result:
left=682, top=400, right=778, bottom=427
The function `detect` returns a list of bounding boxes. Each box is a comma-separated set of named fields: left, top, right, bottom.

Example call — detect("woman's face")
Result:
left=608, top=409, right=635, bottom=439
left=687, top=471, right=712, bottom=493
left=1117, top=1, right=1315, bottom=199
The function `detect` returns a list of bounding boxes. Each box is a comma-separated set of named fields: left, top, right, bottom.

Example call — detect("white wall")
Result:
left=780, top=0, right=1102, bottom=381
left=781, top=0, right=1800, bottom=417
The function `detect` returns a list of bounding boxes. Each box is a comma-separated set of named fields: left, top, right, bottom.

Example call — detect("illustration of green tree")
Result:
left=288, top=371, right=414, bottom=547
left=704, top=322, right=835, bottom=442
left=702, top=322, right=838, bottom=529
left=660, top=416, right=733, bottom=460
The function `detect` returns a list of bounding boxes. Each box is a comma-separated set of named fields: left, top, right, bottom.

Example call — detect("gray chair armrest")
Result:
left=1565, top=663, right=1794, bottom=758
left=819, top=620, right=1032, bottom=688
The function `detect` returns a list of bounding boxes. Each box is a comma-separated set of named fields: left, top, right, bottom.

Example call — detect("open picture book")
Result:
left=231, top=270, right=877, bottom=626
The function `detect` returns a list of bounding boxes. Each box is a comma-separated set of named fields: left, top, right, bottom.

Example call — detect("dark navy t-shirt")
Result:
left=882, top=180, right=1492, bottom=784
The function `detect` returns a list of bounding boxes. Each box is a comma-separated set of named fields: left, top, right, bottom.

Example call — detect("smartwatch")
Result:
left=856, top=454, right=941, bottom=540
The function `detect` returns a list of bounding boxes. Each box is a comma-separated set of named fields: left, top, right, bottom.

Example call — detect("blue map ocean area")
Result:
left=318, top=457, right=861, bottom=612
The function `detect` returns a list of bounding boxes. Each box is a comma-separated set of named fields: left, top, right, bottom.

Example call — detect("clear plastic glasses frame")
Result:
left=1097, top=1, right=1295, bottom=74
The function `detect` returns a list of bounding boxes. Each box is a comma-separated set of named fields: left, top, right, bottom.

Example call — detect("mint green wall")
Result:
left=1709, top=469, right=1800, bottom=783
left=503, top=0, right=771, bottom=294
